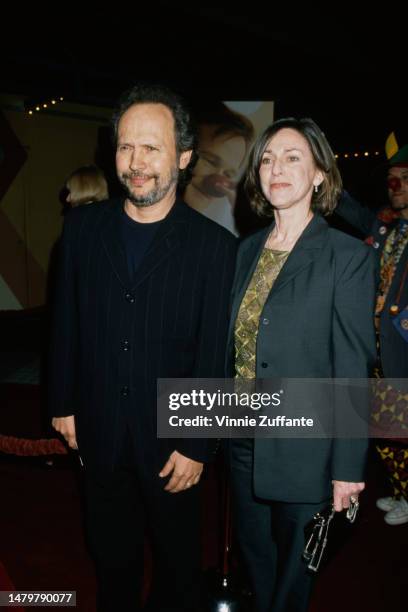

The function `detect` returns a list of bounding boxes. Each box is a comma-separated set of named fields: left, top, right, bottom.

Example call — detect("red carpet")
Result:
left=0, top=560, right=24, bottom=612
left=1, top=381, right=407, bottom=611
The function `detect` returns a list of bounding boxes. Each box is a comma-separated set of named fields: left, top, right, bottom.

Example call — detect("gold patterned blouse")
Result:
left=234, top=248, right=289, bottom=378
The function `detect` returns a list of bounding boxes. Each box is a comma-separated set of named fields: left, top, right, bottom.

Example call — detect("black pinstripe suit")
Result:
left=49, top=197, right=237, bottom=611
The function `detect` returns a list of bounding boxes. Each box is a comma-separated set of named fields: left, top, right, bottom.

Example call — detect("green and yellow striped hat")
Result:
left=385, top=130, right=408, bottom=166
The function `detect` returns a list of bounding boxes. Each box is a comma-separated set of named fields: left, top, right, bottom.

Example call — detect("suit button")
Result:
left=122, top=339, right=130, bottom=351
left=121, top=386, right=129, bottom=397
left=261, top=362, right=268, bottom=368
left=262, top=318, right=269, bottom=325
left=125, top=292, right=135, bottom=303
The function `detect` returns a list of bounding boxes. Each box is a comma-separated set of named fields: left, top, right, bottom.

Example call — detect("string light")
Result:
left=26, top=97, right=65, bottom=116
left=336, top=150, right=384, bottom=160
left=21, top=100, right=389, bottom=166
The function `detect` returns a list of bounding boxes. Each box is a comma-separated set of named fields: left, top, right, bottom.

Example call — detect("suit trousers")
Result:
left=230, top=439, right=327, bottom=612
left=82, top=431, right=202, bottom=612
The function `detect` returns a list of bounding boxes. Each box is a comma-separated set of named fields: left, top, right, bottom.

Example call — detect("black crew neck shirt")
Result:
left=121, top=209, right=163, bottom=283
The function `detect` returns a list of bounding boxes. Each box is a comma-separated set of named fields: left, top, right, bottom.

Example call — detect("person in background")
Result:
left=336, top=131, right=408, bottom=526
left=65, top=165, right=109, bottom=206
left=228, top=117, right=376, bottom=612
left=184, top=102, right=254, bottom=235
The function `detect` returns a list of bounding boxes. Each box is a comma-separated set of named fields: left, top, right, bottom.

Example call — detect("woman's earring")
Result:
left=314, top=185, right=318, bottom=193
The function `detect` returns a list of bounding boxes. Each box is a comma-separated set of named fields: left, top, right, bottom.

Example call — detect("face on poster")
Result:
left=184, top=101, right=274, bottom=235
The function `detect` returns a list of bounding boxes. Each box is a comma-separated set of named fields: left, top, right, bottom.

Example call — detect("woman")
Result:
left=65, top=165, right=108, bottom=206
left=228, top=118, right=376, bottom=612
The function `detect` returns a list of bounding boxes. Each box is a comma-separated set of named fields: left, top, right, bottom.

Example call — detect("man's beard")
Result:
left=120, top=167, right=179, bottom=207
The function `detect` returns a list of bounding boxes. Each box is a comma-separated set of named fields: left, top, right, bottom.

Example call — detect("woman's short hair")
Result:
left=66, top=165, right=109, bottom=206
left=245, top=117, right=342, bottom=217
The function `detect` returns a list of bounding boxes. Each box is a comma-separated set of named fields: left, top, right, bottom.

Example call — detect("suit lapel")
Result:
left=129, top=203, right=184, bottom=291
left=229, top=215, right=328, bottom=335
left=226, top=214, right=329, bottom=374
left=101, top=200, right=132, bottom=289
left=101, top=198, right=186, bottom=291
left=268, top=216, right=328, bottom=300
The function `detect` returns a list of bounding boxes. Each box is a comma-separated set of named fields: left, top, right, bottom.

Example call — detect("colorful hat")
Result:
left=385, top=130, right=408, bottom=166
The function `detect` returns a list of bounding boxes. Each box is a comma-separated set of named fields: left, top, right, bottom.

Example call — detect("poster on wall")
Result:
left=183, top=101, right=274, bottom=236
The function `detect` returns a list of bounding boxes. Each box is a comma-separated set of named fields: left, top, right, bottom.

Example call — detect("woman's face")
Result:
left=259, top=128, right=322, bottom=211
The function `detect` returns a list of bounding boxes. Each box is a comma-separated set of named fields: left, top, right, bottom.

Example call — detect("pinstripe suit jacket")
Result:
left=49, top=198, right=237, bottom=471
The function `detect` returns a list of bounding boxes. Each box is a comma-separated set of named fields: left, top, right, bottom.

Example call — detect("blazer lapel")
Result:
left=129, top=202, right=184, bottom=291
left=263, top=214, right=328, bottom=301
left=229, top=215, right=328, bottom=331
left=226, top=214, right=329, bottom=373
left=268, top=215, right=328, bottom=300
left=101, top=199, right=185, bottom=291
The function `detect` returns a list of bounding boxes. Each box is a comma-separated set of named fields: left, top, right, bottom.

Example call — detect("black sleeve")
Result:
left=331, top=245, right=377, bottom=481
left=48, top=210, right=81, bottom=418
left=175, top=231, right=237, bottom=462
left=335, top=190, right=377, bottom=237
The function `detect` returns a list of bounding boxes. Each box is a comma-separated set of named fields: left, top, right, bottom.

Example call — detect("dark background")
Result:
left=1, top=5, right=405, bottom=208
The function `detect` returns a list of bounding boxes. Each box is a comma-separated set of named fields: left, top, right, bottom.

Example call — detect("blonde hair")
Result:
left=66, top=165, right=108, bottom=206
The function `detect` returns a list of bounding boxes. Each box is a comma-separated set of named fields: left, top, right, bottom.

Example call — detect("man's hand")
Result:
left=332, top=480, right=365, bottom=512
left=52, top=415, right=78, bottom=450
left=159, top=450, right=203, bottom=493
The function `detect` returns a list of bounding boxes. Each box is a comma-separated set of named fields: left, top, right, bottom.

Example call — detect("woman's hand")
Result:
left=332, top=480, right=365, bottom=512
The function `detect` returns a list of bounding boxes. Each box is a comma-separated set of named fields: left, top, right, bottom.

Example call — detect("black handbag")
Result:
left=302, top=499, right=359, bottom=573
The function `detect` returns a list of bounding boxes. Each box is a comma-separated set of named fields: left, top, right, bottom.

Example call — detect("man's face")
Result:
left=388, top=165, right=408, bottom=212
left=116, top=103, right=189, bottom=207
left=190, top=125, right=247, bottom=199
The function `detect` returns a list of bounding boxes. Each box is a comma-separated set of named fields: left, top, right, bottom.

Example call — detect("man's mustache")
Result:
left=122, top=171, right=157, bottom=180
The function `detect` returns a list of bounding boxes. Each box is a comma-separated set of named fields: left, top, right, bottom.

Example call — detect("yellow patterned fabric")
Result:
left=375, top=221, right=408, bottom=317
left=234, top=248, right=289, bottom=378
left=376, top=444, right=408, bottom=498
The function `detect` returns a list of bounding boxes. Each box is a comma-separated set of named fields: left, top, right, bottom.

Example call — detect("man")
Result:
left=184, top=102, right=254, bottom=235
left=49, top=83, right=237, bottom=611
left=336, top=135, right=408, bottom=526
